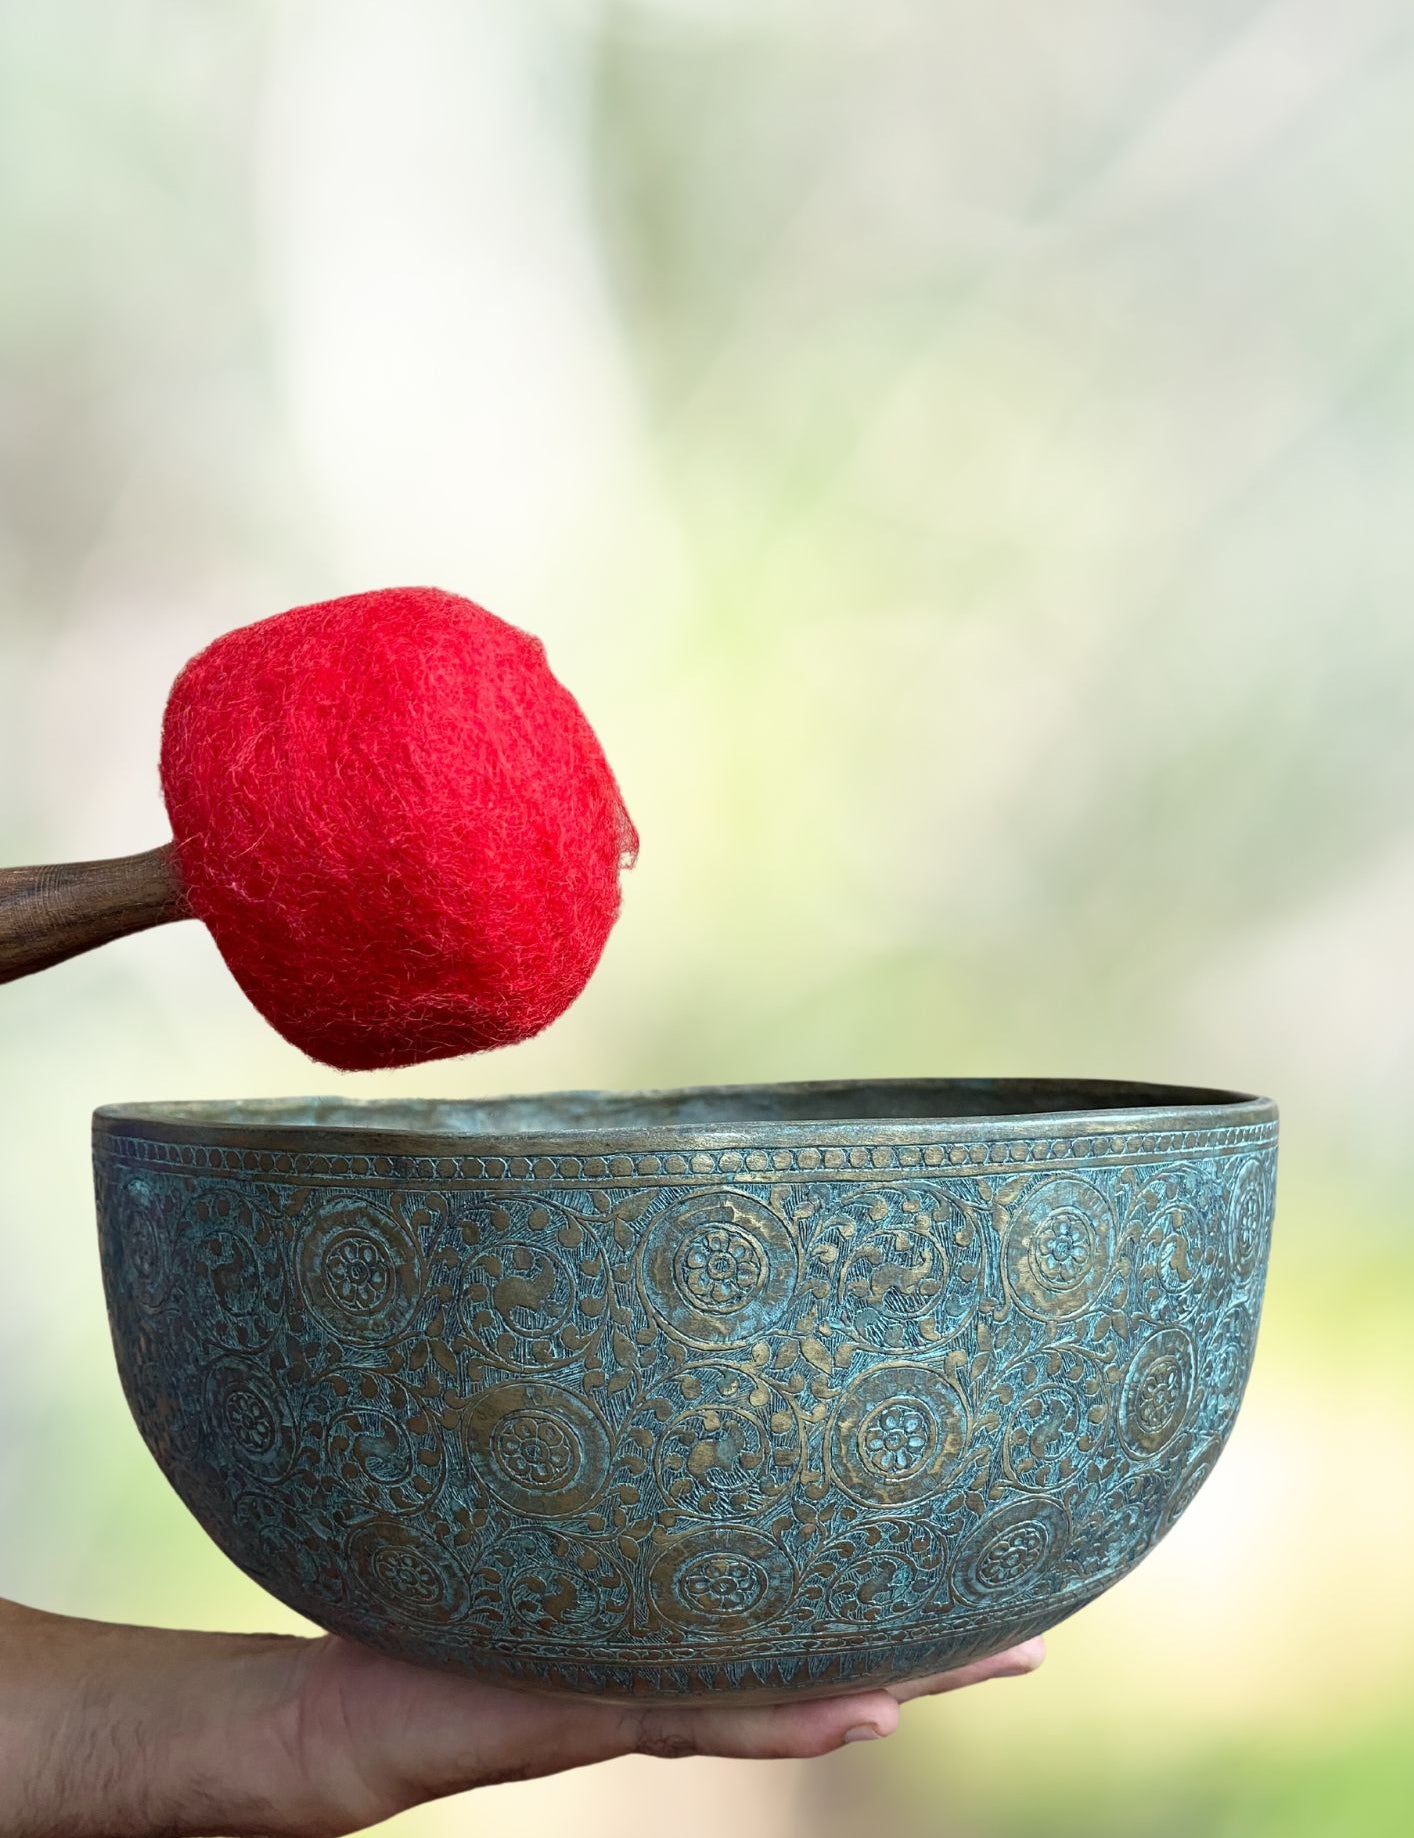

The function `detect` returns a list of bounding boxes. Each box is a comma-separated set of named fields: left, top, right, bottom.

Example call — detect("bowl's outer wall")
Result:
left=94, top=1093, right=1276, bottom=1701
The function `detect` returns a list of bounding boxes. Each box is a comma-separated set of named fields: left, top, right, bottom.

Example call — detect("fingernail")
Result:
left=844, top=1724, right=887, bottom=1743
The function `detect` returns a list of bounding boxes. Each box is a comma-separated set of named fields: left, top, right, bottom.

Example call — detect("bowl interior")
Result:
left=96, top=1076, right=1267, bottom=1145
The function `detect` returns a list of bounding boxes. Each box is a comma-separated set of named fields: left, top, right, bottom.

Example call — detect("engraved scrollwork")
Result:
left=995, top=1345, right=1108, bottom=1491
left=180, top=1188, right=287, bottom=1353
left=814, top=1186, right=982, bottom=1351
left=230, top=1488, right=348, bottom=1615
left=302, top=1367, right=447, bottom=1517
left=805, top=1519, right=948, bottom=1627
left=653, top=1363, right=803, bottom=1522
left=1095, top=1462, right=1174, bottom=1560
left=456, top=1197, right=608, bottom=1370
left=1122, top=1163, right=1221, bottom=1324
left=479, top=1530, right=632, bottom=1645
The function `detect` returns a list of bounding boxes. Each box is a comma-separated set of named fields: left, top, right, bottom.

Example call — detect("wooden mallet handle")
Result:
left=0, top=846, right=188, bottom=983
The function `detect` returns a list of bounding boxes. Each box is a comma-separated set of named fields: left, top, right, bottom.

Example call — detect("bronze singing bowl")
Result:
left=94, top=1079, right=1276, bottom=1702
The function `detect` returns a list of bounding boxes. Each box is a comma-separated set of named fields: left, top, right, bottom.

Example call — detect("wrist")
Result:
left=0, top=1600, right=327, bottom=1838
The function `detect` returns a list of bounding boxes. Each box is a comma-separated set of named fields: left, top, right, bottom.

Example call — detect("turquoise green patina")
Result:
left=93, top=1079, right=1276, bottom=1702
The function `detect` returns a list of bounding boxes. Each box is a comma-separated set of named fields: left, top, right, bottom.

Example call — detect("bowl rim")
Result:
left=93, top=1077, right=1278, bottom=1157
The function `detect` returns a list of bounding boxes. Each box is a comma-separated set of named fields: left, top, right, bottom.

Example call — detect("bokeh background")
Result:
left=3, top=1, right=1413, bottom=1833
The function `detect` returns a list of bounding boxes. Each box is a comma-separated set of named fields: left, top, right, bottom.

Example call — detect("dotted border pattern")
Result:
left=95, top=1117, right=1279, bottom=1189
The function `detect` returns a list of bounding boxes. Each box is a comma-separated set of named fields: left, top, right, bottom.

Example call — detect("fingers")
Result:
left=383, top=1683, right=899, bottom=1786
left=614, top=1640, right=1044, bottom=1763
left=620, top=1690, right=901, bottom=1762
left=887, top=1637, right=1046, bottom=1703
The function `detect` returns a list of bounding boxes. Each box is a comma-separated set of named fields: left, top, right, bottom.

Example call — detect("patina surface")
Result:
left=94, top=1079, right=1276, bottom=1701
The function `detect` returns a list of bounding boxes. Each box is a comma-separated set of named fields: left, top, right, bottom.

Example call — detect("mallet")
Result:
left=0, top=587, right=636, bottom=1069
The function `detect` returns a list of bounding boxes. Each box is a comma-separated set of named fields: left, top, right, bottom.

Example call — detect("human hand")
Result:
left=0, top=1597, right=1042, bottom=1837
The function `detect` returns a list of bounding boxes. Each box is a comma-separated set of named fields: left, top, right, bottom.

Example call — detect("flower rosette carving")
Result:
left=456, top=1198, right=607, bottom=1371
left=178, top=1187, right=288, bottom=1354
left=1000, top=1176, right=1116, bottom=1320
left=953, top=1498, right=1071, bottom=1607
left=828, top=1361, right=968, bottom=1508
left=652, top=1362, right=803, bottom=1522
left=1227, top=1154, right=1275, bottom=1288
left=201, top=1353, right=298, bottom=1482
left=803, top=1519, right=948, bottom=1629
left=1118, top=1327, right=1196, bottom=1460
left=1121, top=1164, right=1222, bottom=1326
left=994, top=1345, right=1108, bottom=1492
left=647, top=1527, right=794, bottom=1635
left=815, top=1186, right=982, bottom=1353
left=1158, top=1435, right=1227, bottom=1539
left=347, top=1521, right=472, bottom=1627
left=1201, top=1299, right=1259, bottom=1424
left=463, top=1379, right=612, bottom=1518
left=298, top=1366, right=448, bottom=1518
left=297, top=1193, right=428, bottom=1345
left=638, top=1191, right=799, bottom=1350
left=113, top=1172, right=179, bottom=1314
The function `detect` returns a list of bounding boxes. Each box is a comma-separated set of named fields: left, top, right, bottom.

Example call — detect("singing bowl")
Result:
left=94, top=1079, right=1276, bottom=1702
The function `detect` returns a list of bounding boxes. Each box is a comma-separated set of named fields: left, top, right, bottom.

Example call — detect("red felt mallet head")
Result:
left=0, top=588, right=637, bottom=1068
left=159, top=587, right=637, bottom=1070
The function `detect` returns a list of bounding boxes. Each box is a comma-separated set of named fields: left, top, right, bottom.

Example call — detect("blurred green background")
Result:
left=2, top=2, right=1412, bottom=1833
